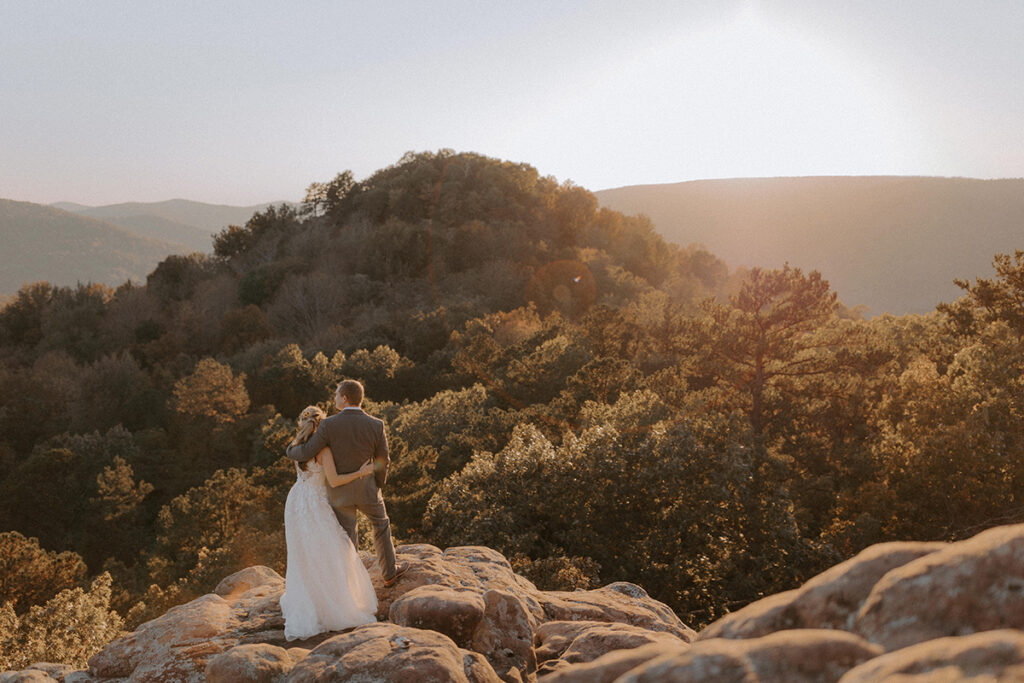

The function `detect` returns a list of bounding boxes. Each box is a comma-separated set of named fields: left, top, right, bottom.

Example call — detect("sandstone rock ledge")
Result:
left=2, top=544, right=692, bottom=683
left=6, top=523, right=1024, bottom=682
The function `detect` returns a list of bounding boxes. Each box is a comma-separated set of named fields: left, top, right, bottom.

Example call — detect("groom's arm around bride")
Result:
left=285, top=379, right=408, bottom=586
left=285, top=386, right=390, bottom=494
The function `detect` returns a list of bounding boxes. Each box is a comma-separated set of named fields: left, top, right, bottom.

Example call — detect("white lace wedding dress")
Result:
left=280, top=460, right=378, bottom=640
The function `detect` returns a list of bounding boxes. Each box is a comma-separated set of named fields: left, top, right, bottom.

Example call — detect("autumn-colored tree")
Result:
left=0, top=573, right=123, bottom=670
left=0, top=532, right=87, bottom=612
left=941, top=249, right=1024, bottom=337
left=86, top=456, right=155, bottom=563
left=148, top=467, right=281, bottom=586
left=172, top=357, right=250, bottom=422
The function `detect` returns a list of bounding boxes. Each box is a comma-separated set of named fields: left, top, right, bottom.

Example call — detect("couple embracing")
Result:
left=279, top=379, right=409, bottom=641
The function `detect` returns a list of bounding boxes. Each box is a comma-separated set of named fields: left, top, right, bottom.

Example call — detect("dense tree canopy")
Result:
left=1, top=151, right=1022, bottom=654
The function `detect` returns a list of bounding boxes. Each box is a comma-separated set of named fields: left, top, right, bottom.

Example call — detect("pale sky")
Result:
left=1, top=0, right=1022, bottom=206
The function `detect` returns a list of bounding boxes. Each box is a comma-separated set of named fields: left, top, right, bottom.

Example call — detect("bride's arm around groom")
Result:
left=285, top=379, right=408, bottom=586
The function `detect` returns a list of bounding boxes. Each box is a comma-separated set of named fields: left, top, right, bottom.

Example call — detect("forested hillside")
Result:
left=56, top=199, right=292, bottom=253
left=0, top=200, right=191, bottom=296
left=2, top=151, right=1023, bottom=669
left=595, top=176, right=1024, bottom=315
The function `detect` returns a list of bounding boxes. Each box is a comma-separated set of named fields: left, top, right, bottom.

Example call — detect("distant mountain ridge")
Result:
left=0, top=199, right=193, bottom=296
left=595, top=176, right=1024, bottom=315
left=54, top=198, right=293, bottom=253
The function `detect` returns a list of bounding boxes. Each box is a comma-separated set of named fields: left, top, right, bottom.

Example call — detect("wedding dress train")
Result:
left=280, top=460, right=377, bottom=640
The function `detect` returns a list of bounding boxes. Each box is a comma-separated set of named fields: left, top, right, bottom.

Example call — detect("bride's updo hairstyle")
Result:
left=291, top=405, right=326, bottom=470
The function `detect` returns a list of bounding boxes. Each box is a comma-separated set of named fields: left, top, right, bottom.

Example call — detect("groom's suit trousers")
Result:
left=332, top=500, right=398, bottom=580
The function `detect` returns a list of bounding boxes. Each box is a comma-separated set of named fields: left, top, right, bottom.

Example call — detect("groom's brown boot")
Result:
left=383, top=562, right=409, bottom=587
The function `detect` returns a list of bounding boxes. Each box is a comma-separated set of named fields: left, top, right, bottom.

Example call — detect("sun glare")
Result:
left=560, top=3, right=932, bottom=185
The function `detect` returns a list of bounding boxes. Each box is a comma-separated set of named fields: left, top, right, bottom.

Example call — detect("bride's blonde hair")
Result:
left=291, top=405, right=326, bottom=447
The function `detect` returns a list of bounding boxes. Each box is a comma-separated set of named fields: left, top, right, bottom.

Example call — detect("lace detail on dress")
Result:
left=295, top=459, right=322, bottom=479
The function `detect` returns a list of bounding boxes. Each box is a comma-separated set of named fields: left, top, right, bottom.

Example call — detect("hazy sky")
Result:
left=1, top=0, right=1021, bottom=206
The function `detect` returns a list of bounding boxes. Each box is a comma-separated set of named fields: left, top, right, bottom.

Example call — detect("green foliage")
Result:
left=37, top=282, right=115, bottom=363
left=214, top=204, right=301, bottom=265
left=510, top=554, right=600, bottom=591
left=172, top=357, right=250, bottom=422
left=385, top=384, right=513, bottom=535
left=146, top=253, right=218, bottom=306
left=425, top=414, right=819, bottom=623
left=1, top=152, right=1022, bottom=636
left=942, top=249, right=1024, bottom=337
left=0, top=282, right=56, bottom=348
left=0, top=573, right=123, bottom=671
left=218, top=304, right=273, bottom=354
left=237, top=262, right=290, bottom=306
left=0, top=532, right=87, bottom=613
left=248, top=343, right=343, bottom=416
left=302, top=171, right=355, bottom=219
left=0, top=427, right=141, bottom=566
left=71, top=353, right=162, bottom=432
left=342, top=345, right=414, bottom=400
left=148, top=467, right=283, bottom=586
left=689, top=265, right=841, bottom=436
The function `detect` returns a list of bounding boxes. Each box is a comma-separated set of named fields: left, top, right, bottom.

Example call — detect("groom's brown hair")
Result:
left=337, top=379, right=364, bottom=406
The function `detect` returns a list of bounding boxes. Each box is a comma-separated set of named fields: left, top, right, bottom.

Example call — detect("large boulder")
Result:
left=215, top=566, right=285, bottom=600
left=80, top=546, right=697, bottom=682
left=388, top=586, right=535, bottom=681
left=0, top=664, right=78, bottom=682
left=618, top=629, right=883, bottom=683
left=85, top=567, right=289, bottom=681
left=0, top=672, right=60, bottom=683
left=534, top=620, right=688, bottom=678
left=389, top=585, right=487, bottom=647
left=469, top=589, right=537, bottom=682
left=839, top=629, right=1024, bottom=682
left=283, top=622, right=501, bottom=682
left=373, top=545, right=544, bottom=622
left=382, top=544, right=688, bottom=681
left=854, top=523, right=1024, bottom=650
left=205, top=644, right=294, bottom=682
left=541, top=642, right=688, bottom=683
left=539, top=582, right=695, bottom=641
left=700, top=541, right=945, bottom=640
left=88, top=593, right=236, bottom=680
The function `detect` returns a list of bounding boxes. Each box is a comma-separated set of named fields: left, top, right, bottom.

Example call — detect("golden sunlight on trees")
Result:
left=0, top=573, right=122, bottom=671
left=172, top=357, right=250, bottom=422
left=0, top=532, right=87, bottom=613
left=942, top=249, right=1024, bottom=337
left=3, top=152, right=1024, bottom=645
left=691, top=265, right=849, bottom=438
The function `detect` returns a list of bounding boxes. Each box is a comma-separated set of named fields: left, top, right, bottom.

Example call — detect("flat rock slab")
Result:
left=700, top=541, right=946, bottom=640
left=535, top=620, right=688, bottom=677
left=205, top=643, right=294, bottom=683
left=541, top=642, right=689, bottom=683
left=283, top=622, right=501, bottom=682
left=618, top=629, right=883, bottom=683
left=839, top=629, right=1024, bottom=682
left=854, top=523, right=1024, bottom=651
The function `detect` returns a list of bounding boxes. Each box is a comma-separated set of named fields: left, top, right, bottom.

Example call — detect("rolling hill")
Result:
left=54, top=199, right=291, bottom=253
left=0, top=199, right=192, bottom=296
left=595, top=177, right=1024, bottom=315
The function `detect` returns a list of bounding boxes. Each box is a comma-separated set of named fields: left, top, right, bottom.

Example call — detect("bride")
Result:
left=280, top=405, right=378, bottom=640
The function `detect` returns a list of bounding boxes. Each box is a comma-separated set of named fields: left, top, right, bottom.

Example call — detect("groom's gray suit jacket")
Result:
left=285, top=407, right=389, bottom=507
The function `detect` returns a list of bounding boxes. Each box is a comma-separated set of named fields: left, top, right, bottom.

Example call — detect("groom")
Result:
left=286, top=379, right=408, bottom=587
